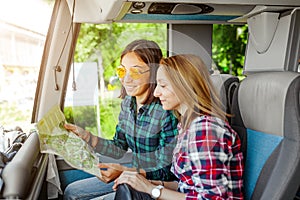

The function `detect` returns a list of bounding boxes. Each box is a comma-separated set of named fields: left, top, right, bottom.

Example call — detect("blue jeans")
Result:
left=63, top=163, right=132, bottom=200
left=63, top=177, right=114, bottom=200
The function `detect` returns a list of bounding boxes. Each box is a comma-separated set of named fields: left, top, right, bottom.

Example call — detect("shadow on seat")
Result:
left=231, top=71, right=300, bottom=200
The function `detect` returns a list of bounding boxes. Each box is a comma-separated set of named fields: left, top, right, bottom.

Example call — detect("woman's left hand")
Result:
left=97, top=163, right=124, bottom=183
left=113, top=171, right=153, bottom=194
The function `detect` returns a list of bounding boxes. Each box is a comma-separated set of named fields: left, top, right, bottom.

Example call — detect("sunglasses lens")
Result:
left=116, top=67, right=126, bottom=78
left=129, top=68, right=140, bottom=79
left=116, top=66, right=148, bottom=79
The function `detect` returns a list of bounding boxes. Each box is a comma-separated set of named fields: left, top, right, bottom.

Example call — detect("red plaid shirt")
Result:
left=171, top=115, right=244, bottom=199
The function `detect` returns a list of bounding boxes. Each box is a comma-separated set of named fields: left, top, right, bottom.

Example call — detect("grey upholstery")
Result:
left=1, top=132, right=48, bottom=199
left=231, top=71, right=300, bottom=200
left=210, top=74, right=239, bottom=117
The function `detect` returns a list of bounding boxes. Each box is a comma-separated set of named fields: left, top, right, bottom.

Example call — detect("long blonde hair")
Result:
left=160, top=54, right=227, bottom=130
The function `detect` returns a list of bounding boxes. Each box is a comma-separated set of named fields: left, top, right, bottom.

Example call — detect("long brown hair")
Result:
left=160, top=54, right=228, bottom=130
left=119, top=39, right=162, bottom=104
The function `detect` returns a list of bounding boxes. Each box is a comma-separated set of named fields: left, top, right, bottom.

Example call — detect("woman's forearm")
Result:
left=150, top=180, right=178, bottom=191
left=159, top=188, right=186, bottom=200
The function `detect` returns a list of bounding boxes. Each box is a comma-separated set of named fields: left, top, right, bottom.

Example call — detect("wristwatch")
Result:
left=151, top=185, right=164, bottom=199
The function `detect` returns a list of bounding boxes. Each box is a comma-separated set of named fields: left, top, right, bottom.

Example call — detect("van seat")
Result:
left=210, top=74, right=239, bottom=118
left=231, top=71, right=300, bottom=200
left=1, top=132, right=48, bottom=199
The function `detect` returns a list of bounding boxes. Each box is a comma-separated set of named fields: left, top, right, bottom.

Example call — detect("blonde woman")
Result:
left=113, top=54, right=244, bottom=199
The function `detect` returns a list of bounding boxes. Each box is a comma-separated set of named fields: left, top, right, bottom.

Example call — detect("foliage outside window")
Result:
left=212, top=24, right=248, bottom=77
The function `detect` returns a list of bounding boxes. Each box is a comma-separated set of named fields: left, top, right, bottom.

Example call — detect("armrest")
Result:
left=2, top=132, right=48, bottom=199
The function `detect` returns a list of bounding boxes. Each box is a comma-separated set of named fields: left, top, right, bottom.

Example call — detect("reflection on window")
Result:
left=63, top=62, right=121, bottom=139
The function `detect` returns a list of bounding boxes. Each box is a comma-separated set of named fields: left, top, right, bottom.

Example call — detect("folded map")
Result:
left=37, top=105, right=101, bottom=177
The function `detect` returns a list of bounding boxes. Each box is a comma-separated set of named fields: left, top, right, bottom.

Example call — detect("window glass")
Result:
left=0, top=0, right=54, bottom=131
left=63, top=23, right=167, bottom=139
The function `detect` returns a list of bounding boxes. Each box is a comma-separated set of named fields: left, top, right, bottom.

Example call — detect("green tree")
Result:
left=212, top=24, right=248, bottom=76
left=75, top=23, right=167, bottom=85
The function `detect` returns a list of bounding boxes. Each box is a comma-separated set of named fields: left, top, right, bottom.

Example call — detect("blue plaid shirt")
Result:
left=95, top=96, right=178, bottom=181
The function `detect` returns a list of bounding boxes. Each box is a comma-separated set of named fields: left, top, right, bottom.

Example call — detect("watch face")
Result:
left=152, top=188, right=160, bottom=198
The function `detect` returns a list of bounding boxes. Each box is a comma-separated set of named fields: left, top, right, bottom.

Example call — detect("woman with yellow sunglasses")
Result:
left=63, top=39, right=178, bottom=200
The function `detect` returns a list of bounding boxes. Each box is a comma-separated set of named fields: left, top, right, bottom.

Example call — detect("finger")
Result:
left=101, top=171, right=110, bottom=178
left=98, top=163, right=108, bottom=168
left=123, top=170, right=138, bottom=175
left=102, top=163, right=122, bottom=171
left=98, top=163, right=110, bottom=171
left=117, top=175, right=132, bottom=186
left=64, top=123, right=72, bottom=130
left=81, top=131, right=89, bottom=140
left=112, top=180, right=118, bottom=190
left=64, top=124, right=78, bottom=134
left=112, top=182, right=122, bottom=191
left=110, top=163, right=123, bottom=171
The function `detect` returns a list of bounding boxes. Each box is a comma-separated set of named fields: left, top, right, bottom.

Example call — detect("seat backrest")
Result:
left=231, top=71, right=300, bottom=200
left=210, top=74, right=239, bottom=117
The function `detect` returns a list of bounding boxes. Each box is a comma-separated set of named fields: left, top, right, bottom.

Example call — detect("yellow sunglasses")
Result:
left=116, top=65, right=150, bottom=80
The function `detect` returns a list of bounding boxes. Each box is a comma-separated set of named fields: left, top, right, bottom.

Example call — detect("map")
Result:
left=37, top=105, right=101, bottom=177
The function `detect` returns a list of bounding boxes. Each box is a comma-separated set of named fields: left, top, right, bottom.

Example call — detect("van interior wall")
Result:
left=244, top=9, right=300, bottom=73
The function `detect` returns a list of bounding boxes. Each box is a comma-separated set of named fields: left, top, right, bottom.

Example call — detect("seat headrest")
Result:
left=237, top=72, right=300, bottom=138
